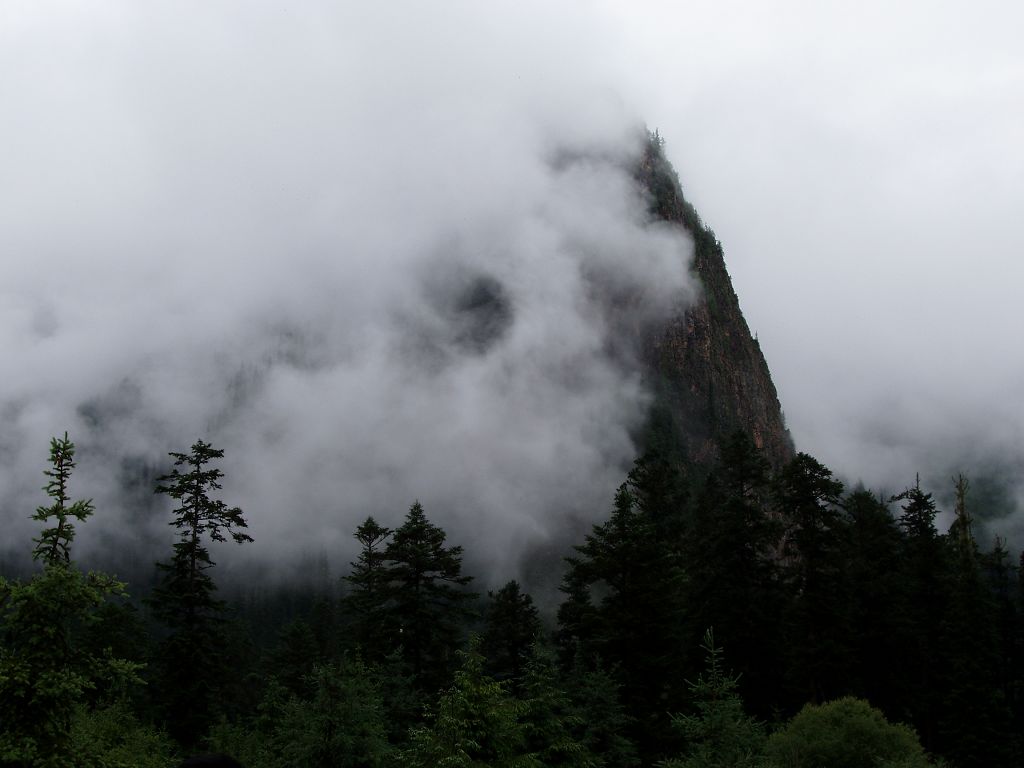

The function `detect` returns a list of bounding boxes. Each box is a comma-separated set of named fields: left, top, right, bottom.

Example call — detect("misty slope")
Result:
left=637, top=138, right=794, bottom=469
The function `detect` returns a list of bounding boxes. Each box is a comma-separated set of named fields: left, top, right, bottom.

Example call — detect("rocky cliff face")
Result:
left=636, top=138, right=794, bottom=470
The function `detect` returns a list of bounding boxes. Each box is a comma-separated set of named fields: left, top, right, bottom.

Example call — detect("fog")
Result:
left=0, top=3, right=694, bottom=579
left=4, top=1, right=1024, bottom=576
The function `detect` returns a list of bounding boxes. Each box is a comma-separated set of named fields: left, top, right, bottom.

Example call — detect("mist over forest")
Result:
left=3, top=3, right=1024, bottom=767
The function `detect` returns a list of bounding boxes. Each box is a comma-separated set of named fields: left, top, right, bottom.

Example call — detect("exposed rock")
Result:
left=637, top=137, right=794, bottom=470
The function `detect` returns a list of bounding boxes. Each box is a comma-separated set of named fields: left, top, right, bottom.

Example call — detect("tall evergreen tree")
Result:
left=0, top=435, right=140, bottom=767
left=382, top=501, right=475, bottom=691
left=892, top=476, right=945, bottom=749
left=839, top=489, right=907, bottom=717
left=146, top=439, right=252, bottom=748
left=662, top=629, right=766, bottom=768
left=399, top=637, right=537, bottom=768
left=30, top=433, right=95, bottom=566
left=772, top=452, right=848, bottom=707
left=556, top=475, right=687, bottom=762
left=933, top=475, right=1012, bottom=768
left=342, top=516, right=393, bottom=659
left=682, top=431, right=783, bottom=717
left=481, top=580, right=541, bottom=691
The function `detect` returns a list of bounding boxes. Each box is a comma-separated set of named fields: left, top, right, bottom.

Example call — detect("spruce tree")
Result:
left=0, top=435, right=140, bottom=766
left=382, top=501, right=474, bottom=691
left=481, top=580, right=541, bottom=690
left=342, top=516, right=392, bottom=659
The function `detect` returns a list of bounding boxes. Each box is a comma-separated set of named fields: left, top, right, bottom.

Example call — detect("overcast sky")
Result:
left=2, top=1, right=1022, bottom=570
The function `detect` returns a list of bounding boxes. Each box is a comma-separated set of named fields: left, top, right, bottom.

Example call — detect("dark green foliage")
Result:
left=772, top=452, right=849, bottom=706
left=381, top=501, right=475, bottom=691
left=839, top=489, right=907, bottom=716
left=481, top=580, right=541, bottom=690
left=146, top=440, right=252, bottom=748
left=932, top=476, right=1013, bottom=768
left=398, top=637, right=537, bottom=768
left=70, top=701, right=178, bottom=767
left=31, top=432, right=95, bottom=566
left=562, top=650, right=639, bottom=768
left=518, top=644, right=592, bottom=768
left=892, top=476, right=946, bottom=748
left=210, top=655, right=392, bottom=768
left=662, top=629, right=766, bottom=768
left=342, top=516, right=392, bottom=659
left=556, top=465, right=688, bottom=758
left=764, top=697, right=930, bottom=768
left=0, top=435, right=141, bottom=767
left=682, top=432, right=783, bottom=716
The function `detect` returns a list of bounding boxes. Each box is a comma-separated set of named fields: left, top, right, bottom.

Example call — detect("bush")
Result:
left=765, top=697, right=930, bottom=768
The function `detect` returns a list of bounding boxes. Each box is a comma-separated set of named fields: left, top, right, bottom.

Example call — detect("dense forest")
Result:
left=1, top=430, right=1021, bottom=767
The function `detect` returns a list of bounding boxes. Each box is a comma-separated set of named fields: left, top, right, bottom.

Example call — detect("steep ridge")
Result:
left=637, top=137, right=794, bottom=469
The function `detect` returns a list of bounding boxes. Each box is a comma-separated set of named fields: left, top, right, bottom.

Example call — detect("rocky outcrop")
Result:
left=636, top=138, right=794, bottom=470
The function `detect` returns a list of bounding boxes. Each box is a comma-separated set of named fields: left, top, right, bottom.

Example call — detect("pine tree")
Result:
left=382, top=501, right=475, bottom=691
left=146, top=439, right=252, bottom=748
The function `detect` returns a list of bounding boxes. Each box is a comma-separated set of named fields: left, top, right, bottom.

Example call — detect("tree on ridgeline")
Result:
left=146, top=439, right=252, bottom=748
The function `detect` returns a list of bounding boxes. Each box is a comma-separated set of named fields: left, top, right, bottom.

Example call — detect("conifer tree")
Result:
left=382, top=501, right=474, bottom=690
left=31, top=432, right=95, bottom=565
left=147, top=439, right=252, bottom=747
left=772, top=452, right=848, bottom=706
left=481, top=580, right=541, bottom=690
left=891, top=476, right=945, bottom=748
left=342, top=516, right=392, bottom=659
left=399, top=637, right=537, bottom=768
left=683, top=431, right=782, bottom=717
left=840, top=489, right=907, bottom=715
left=556, top=477, right=686, bottom=761
left=662, top=629, right=766, bottom=768
left=0, top=435, right=140, bottom=766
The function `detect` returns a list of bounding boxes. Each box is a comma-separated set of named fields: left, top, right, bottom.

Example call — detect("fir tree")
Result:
left=662, top=629, right=766, bottom=768
left=481, top=580, right=541, bottom=690
left=30, top=432, right=94, bottom=566
left=342, top=516, right=392, bottom=659
left=0, top=435, right=140, bottom=767
left=382, top=501, right=475, bottom=691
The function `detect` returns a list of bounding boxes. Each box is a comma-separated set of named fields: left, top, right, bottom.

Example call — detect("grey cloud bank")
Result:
left=3, top=0, right=1023, bottom=569
left=0, top=3, right=693, bottom=576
